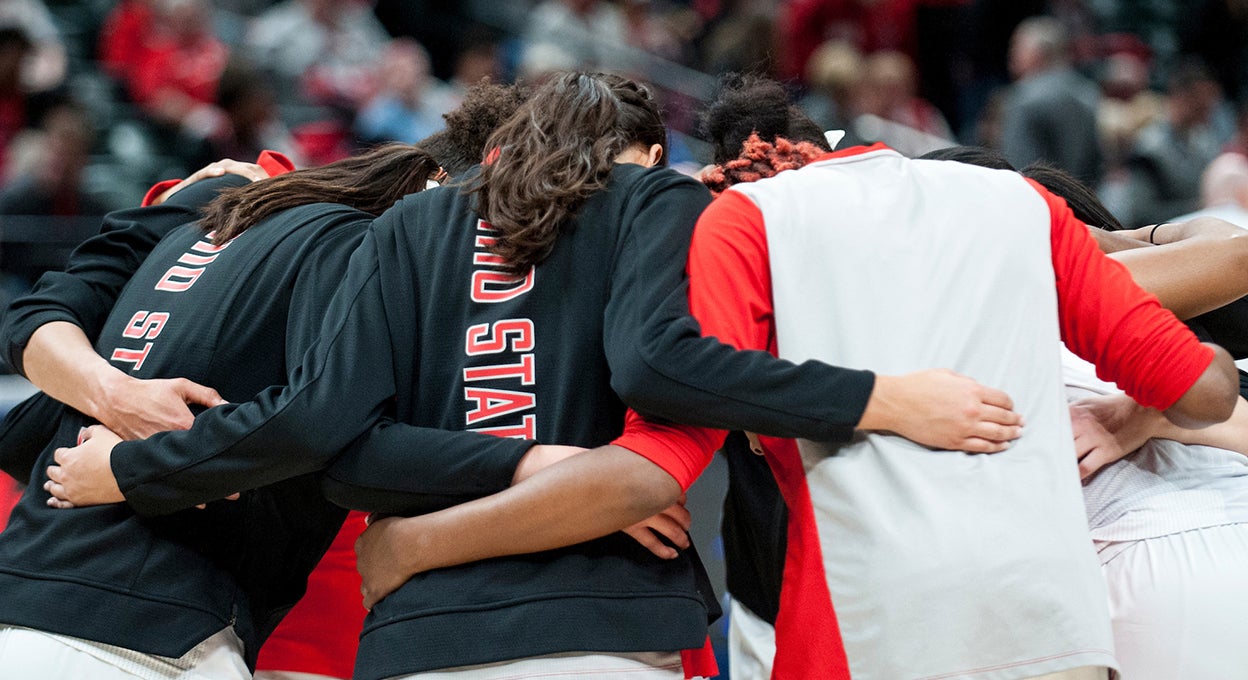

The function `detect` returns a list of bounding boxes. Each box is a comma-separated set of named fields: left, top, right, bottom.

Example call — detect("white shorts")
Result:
left=726, top=597, right=775, bottom=680
left=724, top=597, right=1105, bottom=680
left=386, top=651, right=684, bottom=679
left=0, top=625, right=248, bottom=680
left=1100, top=523, right=1248, bottom=680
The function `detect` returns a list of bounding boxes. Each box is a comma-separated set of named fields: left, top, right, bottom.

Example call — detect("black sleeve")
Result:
left=0, top=176, right=249, bottom=375
left=113, top=225, right=401, bottom=516
left=603, top=171, right=874, bottom=441
left=0, top=392, right=62, bottom=485
left=115, top=214, right=548, bottom=516
left=320, top=419, right=534, bottom=514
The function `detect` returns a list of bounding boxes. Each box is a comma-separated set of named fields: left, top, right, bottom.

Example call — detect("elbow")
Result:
left=1164, top=344, right=1239, bottom=428
left=612, top=448, right=684, bottom=519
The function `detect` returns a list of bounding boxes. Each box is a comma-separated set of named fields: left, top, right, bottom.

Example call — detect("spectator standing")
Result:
left=1001, top=16, right=1102, bottom=183
left=1115, top=60, right=1224, bottom=226
left=245, top=0, right=389, bottom=109
left=355, top=39, right=455, bottom=145
left=0, top=102, right=111, bottom=217
left=0, top=26, right=32, bottom=180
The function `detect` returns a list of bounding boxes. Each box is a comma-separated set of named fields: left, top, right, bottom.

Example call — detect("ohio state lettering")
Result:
left=111, top=310, right=170, bottom=371
left=155, top=231, right=233, bottom=292
left=470, top=223, right=534, bottom=303
left=464, top=220, right=538, bottom=439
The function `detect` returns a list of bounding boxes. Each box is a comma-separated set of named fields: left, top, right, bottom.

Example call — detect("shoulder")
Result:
left=606, top=165, right=712, bottom=216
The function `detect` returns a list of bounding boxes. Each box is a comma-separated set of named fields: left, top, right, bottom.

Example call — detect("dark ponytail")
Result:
left=468, top=72, right=667, bottom=274
left=200, top=143, right=442, bottom=244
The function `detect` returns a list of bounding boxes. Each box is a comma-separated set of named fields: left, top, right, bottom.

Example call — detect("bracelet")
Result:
left=1148, top=222, right=1169, bottom=244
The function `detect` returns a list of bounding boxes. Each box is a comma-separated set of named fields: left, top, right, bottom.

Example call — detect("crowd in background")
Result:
left=0, top=0, right=1246, bottom=289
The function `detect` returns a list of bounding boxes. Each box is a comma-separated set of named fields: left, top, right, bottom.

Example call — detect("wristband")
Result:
left=1148, top=222, right=1169, bottom=244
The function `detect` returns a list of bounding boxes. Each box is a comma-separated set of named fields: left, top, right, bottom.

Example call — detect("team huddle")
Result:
left=0, top=71, right=1244, bottom=680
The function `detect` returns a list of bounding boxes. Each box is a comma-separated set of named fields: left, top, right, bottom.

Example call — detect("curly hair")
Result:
left=201, top=144, right=442, bottom=244
left=468, top=72, right=667, bottom=275
left=420, top=80, right=531, bottom=177
left=702, top=133, right=826, bottom=195
left=700, top=74, right=829, bottom=165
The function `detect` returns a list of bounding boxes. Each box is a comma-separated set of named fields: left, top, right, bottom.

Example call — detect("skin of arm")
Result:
left=357, top=444, right=681, bottom=609
left=1109, top=217, right=1248, bottom=320
left=1071, top=393, right=1248, bottom=478
left=25, top=321, right=225, bottom=440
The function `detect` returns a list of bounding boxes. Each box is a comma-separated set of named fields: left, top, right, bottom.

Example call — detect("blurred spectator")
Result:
left=245, top=0, right=388, bottom=109
left=1178, top=0, right=1248, bottom=103
left=777, top=0, right=919, bottom=84
left=699, top=5, right=776, bottom=76
left=854, top=50, right=953, bottom=140
left=524, top=0, right=628, bottom=71
left=1001, top=16, right=1102, bottom=183
left=1098, top=46, right=1163, bottom=170
left=210, top=60, right=301, bottom=165
left=1115, top=59, right=1224, bottom=226
left=124, top=0, right=230, bottom=141
left=446, top=31, right=502, bottom=99
left=1169, top=152, right=1248, bottom=227
left=798, top=39, right=862, bottom=135
left=0, top=26, right=32, bottom=179
left=355, top=39, right=455, bottom=145
left=0, top=0, right=64, bottom=92
left=621, top=0, right=684, bottom=62
left=0, top=101, right=111, bottom=217
left=98, top=0, right=155, bottom=84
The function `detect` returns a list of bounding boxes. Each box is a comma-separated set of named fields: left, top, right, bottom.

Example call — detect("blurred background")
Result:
left=0, top=0, right=1246, bottom=669
left=1, top=0, right=1246, bottom=302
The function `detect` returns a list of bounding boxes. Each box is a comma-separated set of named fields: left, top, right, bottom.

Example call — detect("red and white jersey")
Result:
left=686, top=145, right=1213, bottom=679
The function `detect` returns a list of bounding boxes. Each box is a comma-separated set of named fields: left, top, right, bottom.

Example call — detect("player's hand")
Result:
left=356, top=515, right=416, bottom=610
left=44, top=425, right=124, bottom=508
left=511, top=444, right=586, bottom=484
left=623, top=494, right=691, bottom=559
left=98, top=373, right=226, bottom=440
left=1068, top=394, right=1160, bottom=479
left=859, top=369, right=1024, bottom=453
left=151, top=159, right=270, bottom=206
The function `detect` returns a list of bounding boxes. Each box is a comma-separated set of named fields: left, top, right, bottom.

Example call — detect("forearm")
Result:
left=1089, top=226, right=1150, bottom=253
left=392, top=445, right=681, bottom=574
left=321, top=422, right=535, bottom=513
left=1112, top=222, right=1248, bottom=320
left=1163, top=343, right=1238, bottom=428
left=23, top=321, right=127, bottom=422
left=1157, top=395, right=1248, bottom=455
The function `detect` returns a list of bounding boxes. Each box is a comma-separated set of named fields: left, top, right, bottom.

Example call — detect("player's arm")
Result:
left=6, top=168, right=271, bottom=439
left=1071, top=393, right=1248, bottom=478
left=44, top=222, right=400, bottom=513
left=1037, top=178, right=1239, bottom=428
left=320, top=420, right=536, bottom=515
left=1108, top=217, right=1248, bottom=320
left=614, top=187, right=1023, bottom=451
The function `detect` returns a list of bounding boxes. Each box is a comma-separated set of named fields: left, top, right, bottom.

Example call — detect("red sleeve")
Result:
left=1032, top=178, right=1214, bottom=409
left=685, top=189, right=774, bottom=353
left=612, top=410, right=720, bottom=491
left=258, top=150, right=297, bottom=176
left=140, top=150, right=295, bottom=208
left=612, top=190, right=775, bottom=489
left=140, top=179, right=182, bottom=208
